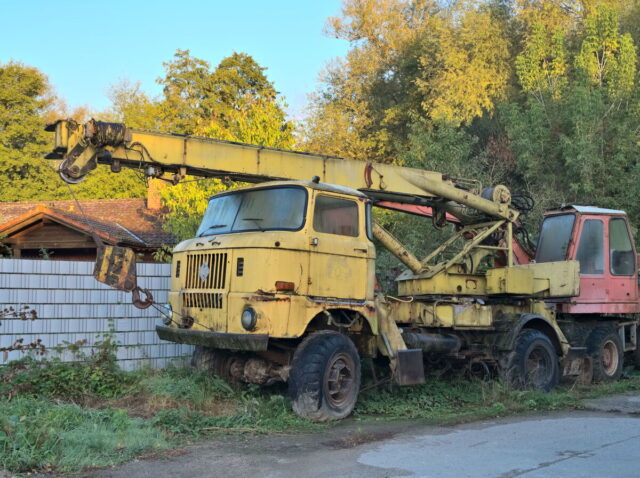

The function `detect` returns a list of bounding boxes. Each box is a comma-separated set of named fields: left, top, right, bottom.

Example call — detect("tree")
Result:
left=196, top=96, right=294, bottom=147
left=0, top=62, right=148, bottom=202
left=0, top=61, right=59, bottom=201
left=120, top=51, right=296, bottom=241
left=515, top=23, right=568, bottom=101
left=153, top=50, right=279, bottom=135
left=303, top=0, right=512, bottom=164
left=107, top=80, right=162, bottom=129
left=501, top=5, right=640, bottom=224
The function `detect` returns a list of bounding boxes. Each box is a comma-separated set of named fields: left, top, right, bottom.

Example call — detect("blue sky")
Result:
left=0, top=0, right=350, bottom=119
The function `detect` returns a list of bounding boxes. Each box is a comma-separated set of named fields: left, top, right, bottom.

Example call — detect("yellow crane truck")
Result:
left=45, top=119, right=640, bottom=421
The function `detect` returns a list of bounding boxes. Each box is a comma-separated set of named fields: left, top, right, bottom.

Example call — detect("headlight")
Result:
left=161, top=303, right=173, bottom=325
left=241, top=307, right=257, bottom=331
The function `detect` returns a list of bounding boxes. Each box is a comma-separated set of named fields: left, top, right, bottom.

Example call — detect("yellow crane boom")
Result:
left=46, top=119, right=518, bottom=225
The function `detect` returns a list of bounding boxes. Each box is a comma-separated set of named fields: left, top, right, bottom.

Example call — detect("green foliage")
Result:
left=3, top=355, right=640, bottom=474
left=516, top=23, right=568, bottom=100
left=0, top=396, right=166, bottom=473
left=356, top=369, right=640, bottom=422
left=151, top=388, right=318, bottom=438
left=303, top=0, right=512, bottom=161
left=151, top=244, right=174, bottom=263
left=140, top=366, right=234, bottom=406
left=501, top=5, right=640, bottom=226
left=196, top=96, right=295, bottom=148
left=356, top=375, right=594, bottom=422
left=0, top=61, right=58, bottom=201
left=575, top=5, right=637, bottom=97
left=0, top=61, right=147, bottom=202
left=1, top=334, right=132, bottom=400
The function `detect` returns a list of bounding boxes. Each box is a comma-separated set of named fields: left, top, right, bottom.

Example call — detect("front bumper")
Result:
left=156, top=325, right=269, bottom=351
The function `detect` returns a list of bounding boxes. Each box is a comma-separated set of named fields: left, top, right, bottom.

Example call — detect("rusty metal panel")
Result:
left=93, top=246, right=137, bottom=291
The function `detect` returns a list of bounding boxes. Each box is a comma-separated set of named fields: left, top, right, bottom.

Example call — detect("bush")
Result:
left=1, top=335, right=134, bottom=400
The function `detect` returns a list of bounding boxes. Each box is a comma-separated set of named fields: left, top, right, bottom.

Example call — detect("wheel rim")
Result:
left=525, top=346, right=553, bottom=387
left=601, top=340, right=619, bottom=376
left=323, top=352, right=356, bottom=408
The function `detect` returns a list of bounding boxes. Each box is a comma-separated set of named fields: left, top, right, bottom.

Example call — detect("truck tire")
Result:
left=587, top=327, right=623, bottom=382
left=506, top=329, right=559, bottom=392
left=289, top=331, right=361, bottom=422
left=191, top=346, right=230, bottom=378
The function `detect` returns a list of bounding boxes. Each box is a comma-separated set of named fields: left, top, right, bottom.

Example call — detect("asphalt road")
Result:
left=86, top=393, right=640, bottom=478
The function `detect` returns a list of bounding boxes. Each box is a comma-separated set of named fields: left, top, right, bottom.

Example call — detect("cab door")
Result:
left=307, top=192, right=375, bottom=300
left=571, top=216, right=607, bottom=311
left=606, top=216, right=639, bottom=311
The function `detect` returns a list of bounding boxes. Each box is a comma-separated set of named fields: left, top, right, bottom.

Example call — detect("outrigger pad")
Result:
left=94, top=245, right=138, bottom=292
left=395, top=349, right=426, bottom=386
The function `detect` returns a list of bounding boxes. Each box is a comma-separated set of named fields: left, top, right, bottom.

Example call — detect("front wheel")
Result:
left=289, top=331, right=361, bottom=422
left=588, top=327, right=623, bottom=383
left=506, top=329, right=559, bottom=392
left=191, top=346, right=231, bottom=378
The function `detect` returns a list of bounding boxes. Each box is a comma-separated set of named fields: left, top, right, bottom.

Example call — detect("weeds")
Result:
left=354, top=370, right=640, bottom=423
left=0, top=355, right=133, bottom=401
left=2, top=350, right=640, bottom=475
left=139, top=366, right=234, bottom=406
left=0, top=396, right=166, bottom=473
left=1, top=328, right=135, bottom=400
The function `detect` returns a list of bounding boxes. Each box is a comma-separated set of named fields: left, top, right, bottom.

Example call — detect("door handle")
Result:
left=354, top=248, right=368, bottom=253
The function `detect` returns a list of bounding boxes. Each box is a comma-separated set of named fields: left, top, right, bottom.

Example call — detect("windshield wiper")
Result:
left=199, top=224, right=227, bottom=236
left=242, top=218, right=264, bottom=231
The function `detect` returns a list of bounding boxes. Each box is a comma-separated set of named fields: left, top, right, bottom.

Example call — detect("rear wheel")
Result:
left=289, top=331, right=361, bottom=422
left=506, top=329, right=559, bottom=392
left=587, top=327, right=623, bottom=383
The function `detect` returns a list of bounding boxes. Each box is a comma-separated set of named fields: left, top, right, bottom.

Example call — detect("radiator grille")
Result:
left=182, top=292, right=224, bottom=309
left=185, top=253, right=228, bottom=290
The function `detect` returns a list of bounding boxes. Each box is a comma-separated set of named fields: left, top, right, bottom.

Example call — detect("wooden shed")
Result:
left=0, top=198, right=175, bottom=262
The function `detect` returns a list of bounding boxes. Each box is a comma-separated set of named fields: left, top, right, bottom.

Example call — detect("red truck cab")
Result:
left=536, top=205, right=640, bottom=314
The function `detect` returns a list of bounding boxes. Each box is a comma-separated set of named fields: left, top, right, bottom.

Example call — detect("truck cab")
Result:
left=162, top=180, right=377, bottom=346
left=536, top=205, right=640, bottom=314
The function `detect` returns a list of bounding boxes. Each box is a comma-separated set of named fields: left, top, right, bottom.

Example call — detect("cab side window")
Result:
left=313, top=196, right=359, bottom=237
left=610, top=218, right=635, bottom=276
left=576, top=219, right=604, bottom=275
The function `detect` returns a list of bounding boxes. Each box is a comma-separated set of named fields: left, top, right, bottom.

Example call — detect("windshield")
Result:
left=535, top=214, right=576, bottom=263
left=196, top=186, right=307, bottom=236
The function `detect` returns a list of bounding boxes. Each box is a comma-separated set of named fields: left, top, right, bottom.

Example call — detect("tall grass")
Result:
left=0, top=396, right=167, bottom=473
left=2, top=352, right=639, bottom=475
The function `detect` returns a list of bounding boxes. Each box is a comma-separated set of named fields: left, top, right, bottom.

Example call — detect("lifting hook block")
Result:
left=132, top=287, right=154, bottom=310
left=93, top=245, right=154, bottom=309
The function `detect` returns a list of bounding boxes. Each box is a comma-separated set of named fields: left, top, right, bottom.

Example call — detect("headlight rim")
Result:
left=161, top=303, right=173, bottom=325
left=241, top=307, right=257, bottom=331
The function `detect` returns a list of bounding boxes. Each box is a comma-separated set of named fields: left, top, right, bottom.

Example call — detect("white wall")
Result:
left=0, top=258, right=193, bottom=370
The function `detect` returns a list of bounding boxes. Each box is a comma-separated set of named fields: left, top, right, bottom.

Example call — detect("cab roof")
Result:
left=213, top=180, right=368, bottom=199
left=548, top=205, right=627, bottom=215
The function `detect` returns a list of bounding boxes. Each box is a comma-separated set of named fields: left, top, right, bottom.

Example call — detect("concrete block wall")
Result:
left=0, top=259, right=193, bottom=370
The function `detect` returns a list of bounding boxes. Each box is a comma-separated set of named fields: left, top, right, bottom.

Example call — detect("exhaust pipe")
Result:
left=402, top=332, right=461, bottom=354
